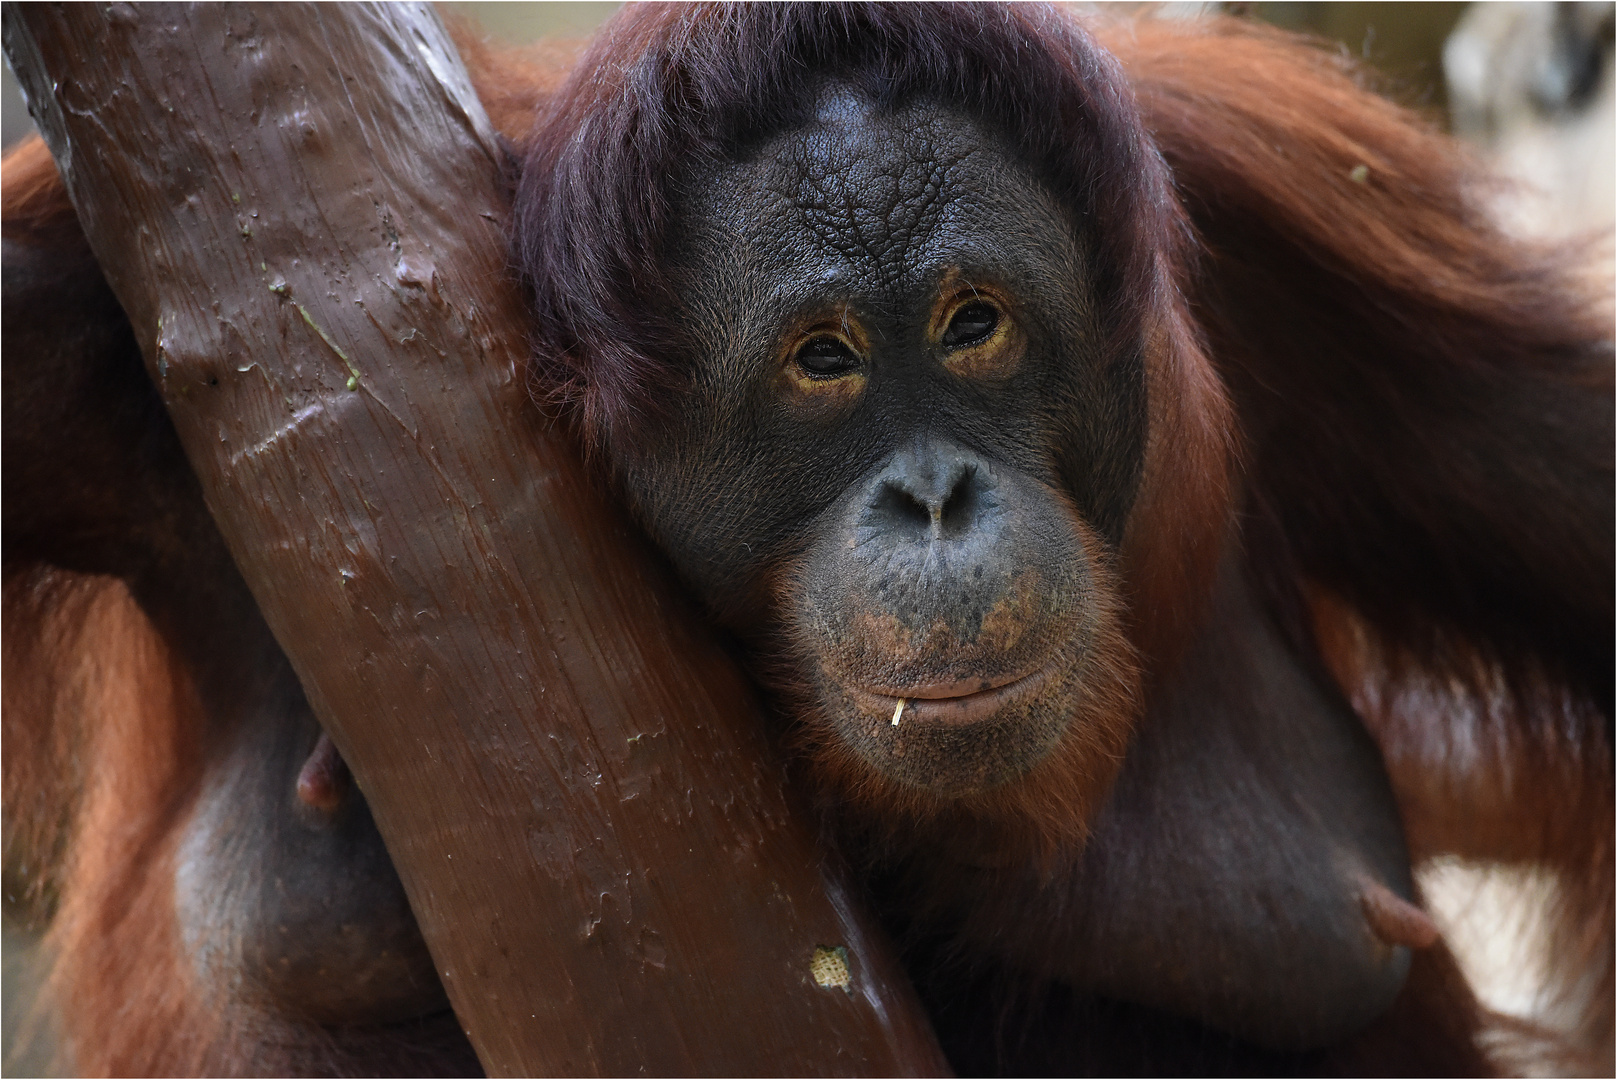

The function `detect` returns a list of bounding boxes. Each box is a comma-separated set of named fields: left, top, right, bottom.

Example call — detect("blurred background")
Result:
left=5, top=1, right=1613, bottom=238
left=4, top=3, right=1612, bottom=1075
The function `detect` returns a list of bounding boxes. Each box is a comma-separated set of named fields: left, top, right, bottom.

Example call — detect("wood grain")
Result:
left=1, top=4, right=947, bottom=1074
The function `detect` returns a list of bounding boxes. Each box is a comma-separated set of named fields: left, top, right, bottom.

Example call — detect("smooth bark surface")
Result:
left=2, top=4, right=946, bottom=1075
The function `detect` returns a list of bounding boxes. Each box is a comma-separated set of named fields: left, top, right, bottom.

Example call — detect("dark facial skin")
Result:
left=612, top=89, right=1147, bottom=797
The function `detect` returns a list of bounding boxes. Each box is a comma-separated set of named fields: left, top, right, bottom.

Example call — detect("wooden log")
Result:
left=1, top=4, right=947, bottom=1075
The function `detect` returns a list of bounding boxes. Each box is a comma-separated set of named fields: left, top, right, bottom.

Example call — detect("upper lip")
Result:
left=861, top=668, right=1031, bottom=700
left=843, top=662, right=1053, bottom=728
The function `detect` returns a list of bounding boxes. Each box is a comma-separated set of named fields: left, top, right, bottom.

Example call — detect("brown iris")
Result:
left=780, top=313, right=869, bottom=405
left=933, top=286, right=1024, bottom=379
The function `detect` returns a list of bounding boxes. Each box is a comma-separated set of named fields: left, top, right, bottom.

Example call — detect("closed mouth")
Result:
left=845, top=662, right=1053, bottom=729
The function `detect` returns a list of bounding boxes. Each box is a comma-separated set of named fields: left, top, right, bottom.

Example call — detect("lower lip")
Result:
left=845, top=664, right=1052, bottom=728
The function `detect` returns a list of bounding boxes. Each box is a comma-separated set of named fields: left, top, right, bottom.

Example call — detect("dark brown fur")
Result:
left=1102, top=18, right=1614, bottom=1069
left=3, top=4, right=1610, bottom=1075
left=512, top=4, right=1610, bottom=1071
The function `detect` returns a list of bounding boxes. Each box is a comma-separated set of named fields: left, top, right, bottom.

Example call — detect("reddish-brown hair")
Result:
left=515, top=4, right=1168, bottom=435
left=1102, top=17, right=1613, bottom=1068
left=6, top=5, right=1610, bottom=1072
left=512, top=2, right=1235, bottom=671
left=1105, top=17, right=1613, bottom=712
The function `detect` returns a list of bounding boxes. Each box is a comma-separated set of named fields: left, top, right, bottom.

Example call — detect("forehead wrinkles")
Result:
left=769, top=103, right=976, bottom=285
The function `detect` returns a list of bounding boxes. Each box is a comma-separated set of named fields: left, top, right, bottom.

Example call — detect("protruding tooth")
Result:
left=892, top=699, right=906, bottom=727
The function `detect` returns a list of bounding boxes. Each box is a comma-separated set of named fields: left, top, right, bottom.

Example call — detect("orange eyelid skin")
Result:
left=931, top=277, right=1026, bottom=381
left=778, top=309, right=870, bottom=406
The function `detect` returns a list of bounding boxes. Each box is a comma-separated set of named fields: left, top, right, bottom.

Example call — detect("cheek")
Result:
left=619, top=459, right=756, bottom=619
left=614, top=418, right=820, bottom=625
left=1045, top=352, right=1148, bottom=546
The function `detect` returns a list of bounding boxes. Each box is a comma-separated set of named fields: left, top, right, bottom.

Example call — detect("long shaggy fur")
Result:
left=4, top=4, right=1610, bottom=1074
left=1101, top=15, right=1614, bottom=1070
left=513, top=0, right=1235, bottom=670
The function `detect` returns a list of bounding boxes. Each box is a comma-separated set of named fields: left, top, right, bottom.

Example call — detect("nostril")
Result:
left=872, top=480, right=935, bottom=538
left=938, top=464, right=978, bottom=538
left=869, top=461, right=983, bottom=540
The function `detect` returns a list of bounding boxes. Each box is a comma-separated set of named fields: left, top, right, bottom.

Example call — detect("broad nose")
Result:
left=863, top=440, right=999, bottom=542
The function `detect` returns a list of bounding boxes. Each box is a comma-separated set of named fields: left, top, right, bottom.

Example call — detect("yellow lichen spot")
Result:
left=1349, top=163, right=1370, bottom=184
left=810, top=945, right=851, bottom=990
